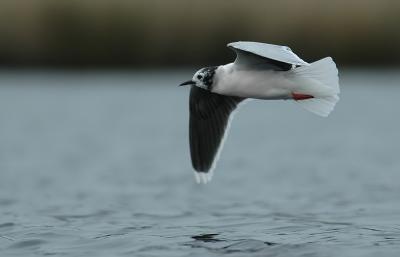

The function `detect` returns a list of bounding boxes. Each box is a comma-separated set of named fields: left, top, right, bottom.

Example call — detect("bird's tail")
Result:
left=290, top=57, right=340, bottom=117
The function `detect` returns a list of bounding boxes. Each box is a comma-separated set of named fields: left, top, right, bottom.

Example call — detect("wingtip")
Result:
left=227, top=42, right=235, bottom=48
left=193, top=170, right=214, bottom=184
left=227, top=41, right=246, bottom=48
left=227, top=41, right=246, bottom=47
left=193, top=172, right=201, bottom=184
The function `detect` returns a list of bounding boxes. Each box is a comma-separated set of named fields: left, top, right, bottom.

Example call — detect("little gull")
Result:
left=180, top=41, right=340, bottom=184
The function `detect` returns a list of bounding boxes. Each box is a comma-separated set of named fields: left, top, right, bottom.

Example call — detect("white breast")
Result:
left=212, top=63, right=296, bottom=100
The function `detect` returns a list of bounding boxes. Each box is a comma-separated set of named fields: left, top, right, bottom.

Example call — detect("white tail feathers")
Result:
left=295, top=95, right=339, bottom=117
left=291, top=57, right=340, bottom=117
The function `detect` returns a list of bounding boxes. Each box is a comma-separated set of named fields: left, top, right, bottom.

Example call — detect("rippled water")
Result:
left=0, top=70, right=400, bottom=256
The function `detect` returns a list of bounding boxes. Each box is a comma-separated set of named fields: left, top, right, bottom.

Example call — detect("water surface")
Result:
left=0, top=70, right=399, bottom=256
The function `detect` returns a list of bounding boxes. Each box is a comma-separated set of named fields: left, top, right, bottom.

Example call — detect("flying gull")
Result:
left=180, top=41, right=340, bottom=184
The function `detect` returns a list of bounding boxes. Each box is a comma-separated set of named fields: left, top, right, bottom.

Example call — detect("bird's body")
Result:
left=213, top=63, right=295, bottom=100
left=180, top=41, right=340, bottom=183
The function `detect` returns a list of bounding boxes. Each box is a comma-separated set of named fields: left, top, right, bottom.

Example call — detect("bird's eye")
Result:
left=197, top=75, right=203, bottom=79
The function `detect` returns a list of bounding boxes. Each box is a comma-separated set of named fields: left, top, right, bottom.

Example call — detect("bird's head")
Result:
left=179, top=66, right=217, bottom=91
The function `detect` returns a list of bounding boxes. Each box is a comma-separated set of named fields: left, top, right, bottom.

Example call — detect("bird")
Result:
left=179, top=41, right=340, bottom=184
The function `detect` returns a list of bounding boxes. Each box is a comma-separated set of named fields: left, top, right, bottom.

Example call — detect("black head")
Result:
left=179, top=66, right=217, bottom=90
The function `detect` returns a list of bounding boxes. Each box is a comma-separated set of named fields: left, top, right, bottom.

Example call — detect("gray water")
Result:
left=0, top=70, right=399, bottom=257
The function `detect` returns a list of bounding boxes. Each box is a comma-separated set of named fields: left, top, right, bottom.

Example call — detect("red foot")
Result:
left=292, top=92, right=314, bottom=101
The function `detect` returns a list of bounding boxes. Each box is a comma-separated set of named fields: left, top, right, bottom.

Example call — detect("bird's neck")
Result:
left=211, top=63, right=234, bottom=92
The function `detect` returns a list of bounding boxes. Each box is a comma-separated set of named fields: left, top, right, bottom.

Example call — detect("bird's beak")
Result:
left=179, top=80, right=195, bottom=86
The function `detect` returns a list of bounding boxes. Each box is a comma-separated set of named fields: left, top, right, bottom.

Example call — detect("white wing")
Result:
left=228, top=41, right=309, bottom=70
